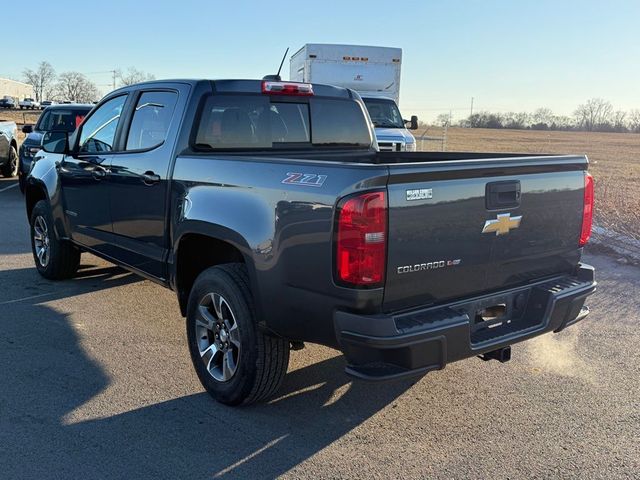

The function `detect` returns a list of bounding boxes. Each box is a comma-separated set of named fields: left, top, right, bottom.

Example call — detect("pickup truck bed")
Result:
left=25, top=78, right=596, bottom=405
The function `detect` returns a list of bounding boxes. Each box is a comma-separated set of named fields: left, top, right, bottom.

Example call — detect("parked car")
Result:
left=0, top=120, right=18, bottom=177
left=19, top=98, right=40, bottom=110
left=26, top=79, right=596, bottom=406
left=40, top=100, right=57, bottom=108
left=18, top=104, right=92, bottom=192
left=0, top=98, right=18, bottom=109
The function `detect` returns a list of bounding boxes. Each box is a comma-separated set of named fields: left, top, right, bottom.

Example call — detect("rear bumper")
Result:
left=335, top=263, right=596, bottom=381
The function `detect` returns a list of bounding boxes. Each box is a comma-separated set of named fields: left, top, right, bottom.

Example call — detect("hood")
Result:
left=374, top=127, right=416, bottom=144
left=23, top=131, right=44, bottom=146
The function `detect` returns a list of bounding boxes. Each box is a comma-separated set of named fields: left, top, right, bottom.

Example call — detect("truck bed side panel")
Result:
left=171, top=155, right=389, bottom=346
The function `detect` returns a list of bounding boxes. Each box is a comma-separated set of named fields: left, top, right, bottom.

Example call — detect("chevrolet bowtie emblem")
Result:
left=482, top=213, right=522, bottom=236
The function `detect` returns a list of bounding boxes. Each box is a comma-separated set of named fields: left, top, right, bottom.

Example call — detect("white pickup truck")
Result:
left=19, top=98, right=40, bottom=110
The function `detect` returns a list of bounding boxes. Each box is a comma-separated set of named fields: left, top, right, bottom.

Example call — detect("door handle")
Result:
left=142, top=171, right=161, bottom=185
left=91, top=167, right=109, bottom=180
left=485, top=180, right=521, bottom=210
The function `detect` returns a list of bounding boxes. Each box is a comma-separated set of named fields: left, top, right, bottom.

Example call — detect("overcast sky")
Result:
left=3, top=0, right=639, bottom=121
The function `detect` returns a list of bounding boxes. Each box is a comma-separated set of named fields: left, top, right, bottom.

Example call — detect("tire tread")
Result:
left=222, top=264, right=289, bottom=405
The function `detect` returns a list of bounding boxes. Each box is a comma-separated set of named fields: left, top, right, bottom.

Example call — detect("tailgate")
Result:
left=383, top=155, right=587, bottom=312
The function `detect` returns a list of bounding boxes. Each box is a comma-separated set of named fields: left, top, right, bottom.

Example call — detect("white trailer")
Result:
left=290, top=44, right=417, bottom=151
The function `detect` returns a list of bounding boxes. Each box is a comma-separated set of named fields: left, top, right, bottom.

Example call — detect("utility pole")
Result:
left=470, top=97, right=474, bottom=118
left=83, top=70, right=118, bottom=92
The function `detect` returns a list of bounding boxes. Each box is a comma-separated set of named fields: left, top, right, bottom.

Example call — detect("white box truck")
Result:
left=290, top=44, right=418, bottom=151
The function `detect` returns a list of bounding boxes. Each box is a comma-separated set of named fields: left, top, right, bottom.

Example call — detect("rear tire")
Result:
left=186, top=263, right=290, bottom=406
left=1, top=146, right=18, bottom=177
left=30, top=200, right=80, bottom=280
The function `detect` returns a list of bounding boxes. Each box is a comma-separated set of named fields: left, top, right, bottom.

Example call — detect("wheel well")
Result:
left=25, top=184, right=46, bottom=219
left=10, top=140, right=17, bottom=151
left=176, top=234, right=245, bottom=316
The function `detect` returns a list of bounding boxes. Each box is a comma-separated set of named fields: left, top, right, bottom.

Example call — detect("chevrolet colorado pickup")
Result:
left=26, top=79, right=596, bottom=406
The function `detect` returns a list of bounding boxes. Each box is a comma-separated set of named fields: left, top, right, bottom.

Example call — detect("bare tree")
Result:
left=55, top=72, right=99, bottom=103
left=628, top=109, right=640, bottom=133
left=612, top=111, right=627, bottom=132
left=551, top=115, right=573, bottom=130
left=22, top=61, right=57, bottom=102
left=435, top=113, right=451, bottom=127
left=117, top=67, right=155, bottom=86
left=532, top=108, right=554, bottom=126
left=574, top=98, right=613, bottom=131
left=503, top=112, right=530, bottom=129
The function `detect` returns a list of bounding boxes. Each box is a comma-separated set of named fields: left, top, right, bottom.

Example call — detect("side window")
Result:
left=126, top=91, right=178, bottom=151
left=36, top=111, right=51, bottom=131
left=78, top=95, right=127, bottom=153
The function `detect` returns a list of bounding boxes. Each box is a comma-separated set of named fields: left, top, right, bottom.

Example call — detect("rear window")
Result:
left=194, top=94, right=371, bottom=150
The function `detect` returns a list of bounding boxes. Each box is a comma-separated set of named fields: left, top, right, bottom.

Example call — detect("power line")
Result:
left=83, top=69, right=117, bottom=90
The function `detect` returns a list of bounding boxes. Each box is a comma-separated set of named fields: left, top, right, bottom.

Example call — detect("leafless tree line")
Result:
left=436, top=98, right=640, bottom=133
left=22, top=61, right=155, bottom=103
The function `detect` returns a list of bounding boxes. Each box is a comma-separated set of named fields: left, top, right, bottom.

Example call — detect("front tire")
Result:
left=1, top=146, right=18, bottom=177
left=30, top=200, right=80, bottom=279
left=186, top=264, right=290, bottom=406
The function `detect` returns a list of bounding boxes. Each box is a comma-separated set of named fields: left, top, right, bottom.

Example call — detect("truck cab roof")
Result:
left=111, top=79, right=355, bottom=100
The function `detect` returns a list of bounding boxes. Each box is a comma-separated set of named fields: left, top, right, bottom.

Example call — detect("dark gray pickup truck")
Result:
left=25, top=79, right=596, bottom=406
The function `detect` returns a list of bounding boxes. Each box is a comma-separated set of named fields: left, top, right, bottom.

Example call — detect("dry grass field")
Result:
left=419, top=127, right=640, bottom=240
left=0, top=108, right=41, bottom=143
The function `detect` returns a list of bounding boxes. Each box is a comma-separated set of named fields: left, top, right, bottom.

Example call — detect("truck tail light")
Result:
left=262, top=81, right=314, bottom=96
left=579, top=172, right=594, bottom=247
left=336, top=191, right=387, bottom=286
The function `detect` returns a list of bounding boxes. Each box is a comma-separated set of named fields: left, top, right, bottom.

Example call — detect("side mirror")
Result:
left=22, top=125, right=33, bottom=134
left=42, top=131, right=70, bottom=154
left=409, top=115, right=419, bottom=130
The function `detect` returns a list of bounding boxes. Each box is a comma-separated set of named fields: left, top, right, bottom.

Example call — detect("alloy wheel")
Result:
left=195, top=292, right=241, bottom=382
left=33, top=216, right=50, bottom=267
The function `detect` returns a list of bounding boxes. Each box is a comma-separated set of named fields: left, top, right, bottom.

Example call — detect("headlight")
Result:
left=405, top=142, right=416, bottom=152
left=22, top=146, right=41, bottom=158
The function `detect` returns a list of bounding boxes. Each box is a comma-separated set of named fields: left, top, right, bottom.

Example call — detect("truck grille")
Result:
left=378, top=141, right=403, bottom=152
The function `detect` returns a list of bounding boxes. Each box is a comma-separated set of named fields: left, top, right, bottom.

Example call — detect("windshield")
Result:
left=36, top=109, right=89, bottom=133
left=363, top=98, right=404, bottom=129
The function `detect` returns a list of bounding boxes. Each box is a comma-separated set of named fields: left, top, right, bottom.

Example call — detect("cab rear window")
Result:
left=194, top=95, right=371, bottom=150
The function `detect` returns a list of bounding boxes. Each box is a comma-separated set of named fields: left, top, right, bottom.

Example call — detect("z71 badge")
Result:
left=282, top=172, right=327, bottom=188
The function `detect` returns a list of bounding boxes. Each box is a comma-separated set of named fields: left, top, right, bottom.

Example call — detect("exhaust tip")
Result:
left=478, top=346, right=511, bottom=363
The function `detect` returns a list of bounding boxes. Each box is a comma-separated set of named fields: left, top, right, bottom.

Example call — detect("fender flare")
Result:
left=171, top=220, right=264, bottom=321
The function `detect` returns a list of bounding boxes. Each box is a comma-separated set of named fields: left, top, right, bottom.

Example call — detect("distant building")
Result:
left=0, top=77, right=35, bottom=100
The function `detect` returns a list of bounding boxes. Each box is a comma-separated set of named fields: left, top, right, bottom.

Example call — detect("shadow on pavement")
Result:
left=0, top=263, right=140, bottom=304
left=0, top=264, right=413, bottom=479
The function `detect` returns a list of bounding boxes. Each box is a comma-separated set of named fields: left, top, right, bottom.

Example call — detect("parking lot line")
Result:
left=0, top=183, right=18, bottom=193
left=0, top=291, right=58, bottom=306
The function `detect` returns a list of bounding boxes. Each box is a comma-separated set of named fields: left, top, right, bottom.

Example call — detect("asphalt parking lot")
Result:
left=0, top=175, right=638, bottom=479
